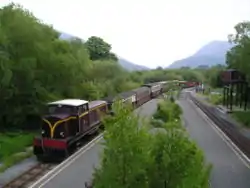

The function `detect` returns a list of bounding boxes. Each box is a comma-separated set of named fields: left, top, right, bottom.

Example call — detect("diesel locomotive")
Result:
left=33, top=99, right=108, bottom=160
left=33, top=82, right=166, bottom=160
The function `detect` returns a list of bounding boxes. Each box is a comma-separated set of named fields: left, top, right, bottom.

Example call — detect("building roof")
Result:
left=48, top=99, right=89, bottom=106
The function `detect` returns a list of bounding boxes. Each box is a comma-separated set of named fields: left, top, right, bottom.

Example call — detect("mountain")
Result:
left=58, top=32, right=150, bottom=71
left=118, top=58, right=150, bottom=71
left=59, top=32, right=75, bottom=40
left=167, top=41, right=235, bottom=69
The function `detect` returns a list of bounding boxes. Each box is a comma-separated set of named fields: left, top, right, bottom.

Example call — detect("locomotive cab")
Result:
left=33, top=99, right=90, bottom=159
left=41, top=99, right=89, bottom=139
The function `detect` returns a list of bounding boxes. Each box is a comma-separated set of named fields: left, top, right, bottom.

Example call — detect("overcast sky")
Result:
left=1, top=0, right=250, bottom=68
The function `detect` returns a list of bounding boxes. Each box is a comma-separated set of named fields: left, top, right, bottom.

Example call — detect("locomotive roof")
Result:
left=48, top=99, right=89, bottom=106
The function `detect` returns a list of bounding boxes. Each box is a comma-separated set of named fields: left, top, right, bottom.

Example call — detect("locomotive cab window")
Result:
left=78, top=104, right=88, bottom=115
left=47, top=105, right=77, bottom=114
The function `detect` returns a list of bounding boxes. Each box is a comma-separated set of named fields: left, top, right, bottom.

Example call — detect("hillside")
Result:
left=167, top=41, right=235, bottom=69
left=118, top=58, right=150, bottom=71
left=59, top=32, right=149, bottom=71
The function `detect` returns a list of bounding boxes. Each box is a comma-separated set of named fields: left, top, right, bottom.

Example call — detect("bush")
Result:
left=147, top=121, right=211, bottom=188
left=209, top=94, right=223, bottom=105
left=149, top=100, right=211, bottom=188
left=232, top=111, right=250, bottom=127
left=152, top=99, right=182, bottom=123
left=0, top=132, right=35, bottom=171
left=93, top=102, right=151, bottom=188
left=92, top=101, right=211, bottom=188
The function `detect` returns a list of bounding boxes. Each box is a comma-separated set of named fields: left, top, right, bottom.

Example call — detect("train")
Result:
left=178, top=80, right=200, bottom=88
left=33, top=82, right=166, bottom=160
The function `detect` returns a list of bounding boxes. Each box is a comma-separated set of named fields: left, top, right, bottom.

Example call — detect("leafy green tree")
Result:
left=226, top=21, right=250, bottom=82
left=0, top=3, right=136, bottom=130
left=93, top=99, right=211, bottom=188
left=93, top=102, right=151, bottom=188
left=149, top=100, right=211, bottom=188
left=147, top=126, right=211, bottom=188
left=85, top=36, right=118, bottom=61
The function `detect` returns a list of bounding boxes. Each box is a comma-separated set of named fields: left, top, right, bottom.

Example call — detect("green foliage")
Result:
left=93, top=102, right=151, bottom=188
left=153, top=99, right=182, bottom=122
left=226, top=21, right=250, bottom=82
left=85, top=36, right=118, bottom=61
left=203, top=65, right=225, bottom=88
left=0, top=132, right=35, bottom=171
left=93, top=100, right=210, bottom=188
left=208, top=94, right=223, bottom=105
left=0, top=3, right=138, bottom=131
left=0, top=3, right=214, bottom=132
left=232, top=111, right=250, bottom=127
left=149, top=100, right=211, bottom=188
left=147, top=128, right=211, bottom=188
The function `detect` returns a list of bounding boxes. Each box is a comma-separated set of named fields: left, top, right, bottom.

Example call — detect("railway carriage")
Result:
left=33, top=99, right=108, bottom=160
left=132, top=87, right=151, bottom=107
left=142, top=83, right=162, bottom=98
left=103, top=90, right=137, bottom=111
left=32, top=81, right=171, bottom=161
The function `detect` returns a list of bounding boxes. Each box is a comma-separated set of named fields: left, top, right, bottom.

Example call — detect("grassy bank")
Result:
left=197, top=90, right=223, bottom=105
left=232, top=111, right=250, bottom=128
left=0, top=132, right=36, bottom=172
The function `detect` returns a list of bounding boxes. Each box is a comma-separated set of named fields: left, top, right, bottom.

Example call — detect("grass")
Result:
left=208, top=94, right=223, bottom=105
left=0, top=132, right=36, bottom=172
left=231, top=111, right=250, bottom=128
left=196, top=88, right=223, bottom=105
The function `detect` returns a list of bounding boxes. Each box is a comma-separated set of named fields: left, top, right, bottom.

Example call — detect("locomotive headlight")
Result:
left=60, top=132, right=64, bottom=137
left=41, top=130, right=45, bottom=134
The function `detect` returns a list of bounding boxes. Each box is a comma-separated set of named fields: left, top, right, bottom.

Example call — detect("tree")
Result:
left=0, top=3, right=133, bottom=130
left=92, top=100, right=211, bottom=188
left=226, top=21, right=250, bottom=82
left=85, top=36, right=118, bottom=61
left=93, top=102, right=151, bottom=188
left=149, top=100, right=211, bottom=188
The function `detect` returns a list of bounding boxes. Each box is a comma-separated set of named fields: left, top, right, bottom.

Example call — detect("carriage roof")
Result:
left=142, top=82, right=161, bottom=87
left=102, top=91, right=135, bottom=103
left=132, top=86, right=150, bottom=94
left=48, top=99, right=89, bottom=107
left=89, top=100, right=107, bottom=108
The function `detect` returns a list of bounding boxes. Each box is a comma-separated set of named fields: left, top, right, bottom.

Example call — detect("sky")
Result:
left=1, top=0, right=250, bottom=68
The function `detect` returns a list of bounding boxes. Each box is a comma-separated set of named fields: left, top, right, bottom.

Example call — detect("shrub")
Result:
left=92, top=102, right=151, bottom=188
left=92, top=101, right=211, bottom=188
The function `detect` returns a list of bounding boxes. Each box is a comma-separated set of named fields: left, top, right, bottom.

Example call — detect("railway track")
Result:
left=1, top=131, right=102, bottom=188
left=189, top=92, right=250, bottom=159
left=2, top=163, right=55, bottom=188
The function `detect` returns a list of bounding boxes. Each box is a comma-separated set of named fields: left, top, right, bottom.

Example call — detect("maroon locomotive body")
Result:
left=33, top=99, right=108, bottom=160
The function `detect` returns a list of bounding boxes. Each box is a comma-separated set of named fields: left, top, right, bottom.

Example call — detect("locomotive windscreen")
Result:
left=47, top=105, right=77, bottom=114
